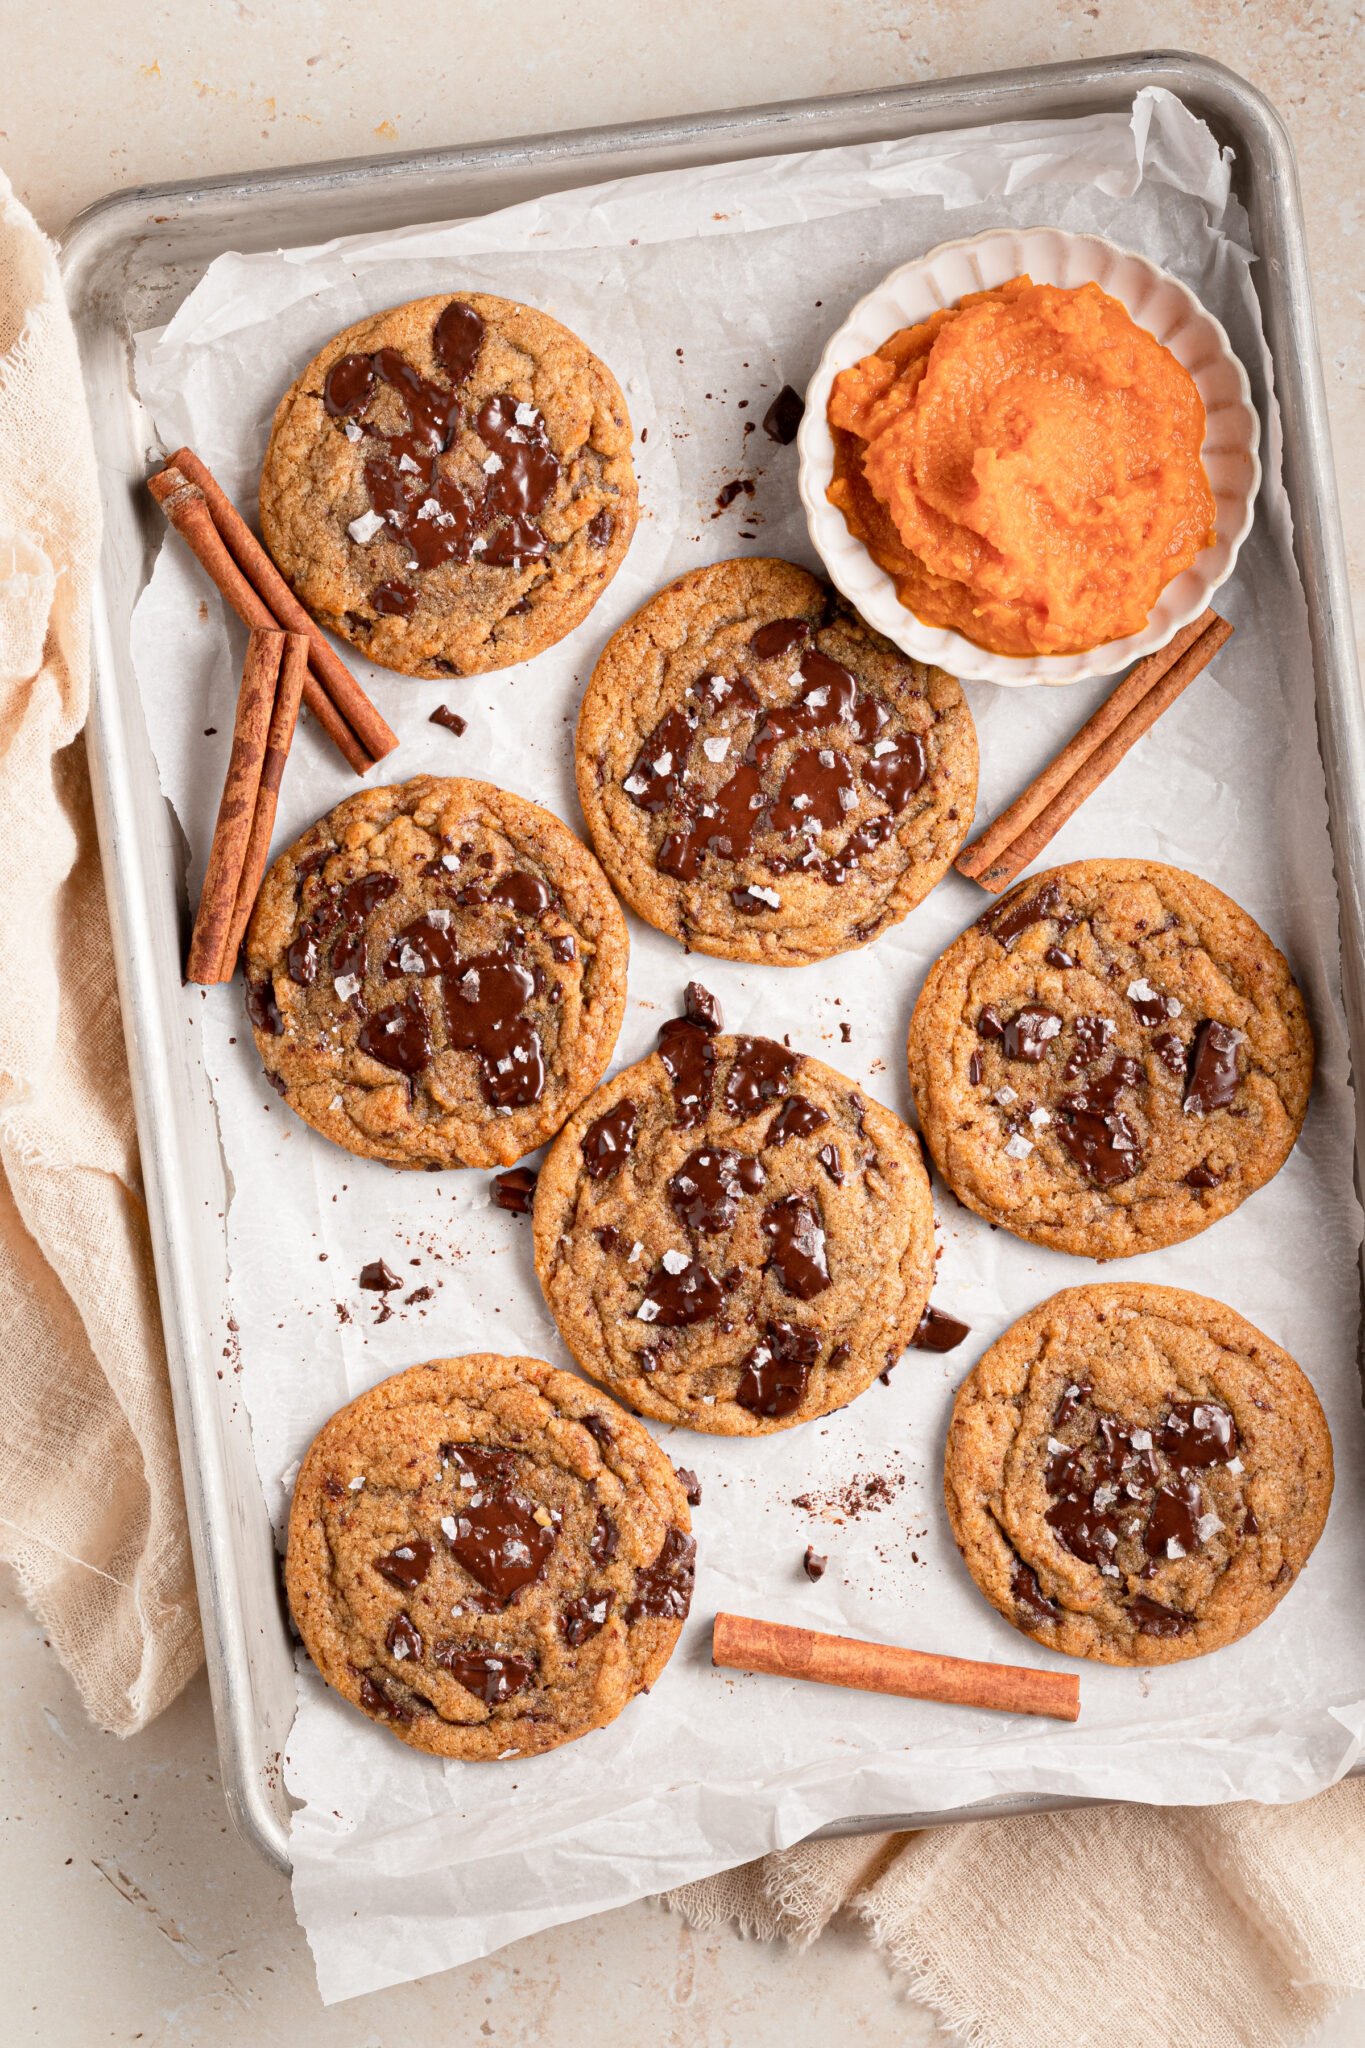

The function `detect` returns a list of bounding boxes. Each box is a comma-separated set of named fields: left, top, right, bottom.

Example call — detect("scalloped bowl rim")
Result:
left=796, top=227, right=1261, bottom=686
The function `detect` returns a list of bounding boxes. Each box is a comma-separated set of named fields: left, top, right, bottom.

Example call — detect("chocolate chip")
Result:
left=762, top=384, right=805, bottom=444
left=374, top=1539, right=433, bottom=1588
left=359, top=1259, right=402, bottom=1291
left=491, top=1166, right=537, bottom=1214
left=802, top=1545, right=827, bottom=1582
left=910, top=1305, right=971, bottom=1353
left=429, top=704, right=467, bottom=736
left=683, top=980, right=724, bottom=1033
left=675, top=1466, right=703, bottom=1506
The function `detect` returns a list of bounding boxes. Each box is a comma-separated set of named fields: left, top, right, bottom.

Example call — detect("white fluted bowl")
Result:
left=796, top=227, right=1260, bottom=686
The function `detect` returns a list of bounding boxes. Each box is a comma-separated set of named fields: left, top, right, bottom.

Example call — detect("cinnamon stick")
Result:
left=147, top=466, right=376, bottom=778
left=166, top=446, right=398, bottom=770
left=712, top=1612, right=1080, bottom=1723
left=187, top=628, right=282, bottom=985
left=220, top=630, right=309, bottom=974
left=956, top=610, right=1234, bottom=895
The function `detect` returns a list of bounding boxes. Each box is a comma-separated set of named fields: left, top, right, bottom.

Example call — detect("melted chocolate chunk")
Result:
left=982, top=879, right=1063, bottom=948
left=430, top=704, right=467, bottom=736
left=1128, top=1595, right=1194, bottom=1638
left=761, top=1193, right=830, bottom=1299
left=802, top=1545, right=828, bottom=1582
left=762, top=384, right=806, bottom=444
left=443, top=1442, right=518, bottom=1491
left=432, top=298, right=484, bottom=384
left=374, top=1539, right=433, bottom=1588
left=1001, top=1007, right=1062, bottom=1063
left=725, top=1035, right=799, bottom=1118
left=1053, top=1380, right=1092, bottom=1427
left=359, top=1258, right=402, bottom=1291
left=668, top=1147, right=765, bottom=1233
left=1160, top=1401, right=1238, bottom=1467
left=770, top=746, right=856, bottom=835
left=288, top=871, right=401, bottom=986
left=372, top=580, right=418, bottom=617
left=684, top=980, right=724, bottom=1032
left=1011, top=1560, right=1058, bottom=1623
left=751, top=617, right=810, bottom=661
left=587, top=508, right=615, bottom=548
left=433, top=1644, right=536, bottom=1703
left=491, top=1166, right=537, bottom=1214
left=589, top=1508, right=618, bottom=1566
left=357, top=988, right=432, bottom=1075
left=245, top=975, right=284, bottom=1035
left=638, top=1254, right=725, bottom=1326
left=1184, top=1021, right=1242, bottom=1115
left=862, top=731, right=927, bottom=809
left=358, top=1671, right=412, bottom=1721
left=1056, top=1055, right=1145, bottom=1187
left=444, top=950, right=544, bottom=1107
left=446, top=1493, right=557, bottom=1603
left=324, top=353, right=376, bottom=418
left=657, top=1016, right=717, bottom=1127
left=1128, top=980, right=1178, bottom=1028
left=582, top=1098, right=638, bottom=1178
left=626, top=706, right=695, bottom=813
left=817, top=1141, right=844, bottom=1185
left=386, top=1612, right=423, bottom=1661
left=736, top=1320, right=819, bottom=1418
left=976, top=1005, right=1004, bottom=1040
left=675, top=1466, right=703, bottom=1506
left=1045, top=946, right=1076, bottom=970
left=383, top=910, right=458, bottom=978
left=1144, top=1474, right=1205, bottom=1559
left=968, top=1050, right=982, bottom=1086
left=625, top=1526, right=696, bottom=1622
left=765, top=1095, right=829, bottom=1145
left=1154, top=1031, right=1188, bottom=1077
left=910, top=1305, right=971, bottom=1353
left=559, top=1590, right=614, bottom=1645
left=1184, top=1163, right=1223, bottom=1189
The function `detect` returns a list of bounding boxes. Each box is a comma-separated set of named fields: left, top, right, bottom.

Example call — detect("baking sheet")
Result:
left=128, top=87, right=1365, bottom=2003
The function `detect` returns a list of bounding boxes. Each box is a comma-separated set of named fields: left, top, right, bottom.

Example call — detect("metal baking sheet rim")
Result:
left=59, top=51, right=1365, bottom=1877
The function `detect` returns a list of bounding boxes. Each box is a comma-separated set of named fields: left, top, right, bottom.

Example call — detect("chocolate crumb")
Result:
left=675, top=1466, right=702, bottom=1506
left=683, top=980, right=723, bottom=1033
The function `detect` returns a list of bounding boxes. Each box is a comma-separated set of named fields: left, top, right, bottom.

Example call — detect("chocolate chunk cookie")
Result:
left=259, top=292, right=637, bottom=677
left=575, top=558, right=976, bottom=964
left=285, top=1355, right=695, bottom=1757
left=944, top=1284, right=1332, bottom=1665
left=244, top=776, right=628, bottom=1169
left=532, top=987, right=936, bottom=1432
left=906, top=860, right=1312, bottom=1259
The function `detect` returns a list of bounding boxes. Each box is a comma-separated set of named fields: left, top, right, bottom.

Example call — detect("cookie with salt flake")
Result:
left=907, top=858, right=1312, bottom=1259
left=285, top=1355, right=694, bottom=1758
left=944, top=1284, right=1331, bottom=1664
left=533, top=986, right=934, bottom=1433
left=575, top=557, right=976, bottom=964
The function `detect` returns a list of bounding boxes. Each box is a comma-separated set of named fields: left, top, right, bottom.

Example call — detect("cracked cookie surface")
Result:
left=243, top=776, right=628, bottom=1169
left=944, top=1284, right=1332, bottom=1664
left=575, top=557, right=976, bottom=964
left=285, top=1354, right=694, bottom=1758
left=533, top=991, right=936, bottom=1433
left=259, top=292, right=637, bottom=676
left=906, top=859, right=1312, bottom=1259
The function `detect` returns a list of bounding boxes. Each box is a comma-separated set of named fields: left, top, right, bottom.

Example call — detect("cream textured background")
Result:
left=4, top=2, right=1361, bottom=2041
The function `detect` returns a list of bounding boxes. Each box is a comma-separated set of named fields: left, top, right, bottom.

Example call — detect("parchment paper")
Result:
left=129, top=89, right=1365, bottom=2004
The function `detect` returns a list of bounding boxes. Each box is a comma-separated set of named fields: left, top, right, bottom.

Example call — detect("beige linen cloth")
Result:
left=0, top=170, right=1362, bottom=2046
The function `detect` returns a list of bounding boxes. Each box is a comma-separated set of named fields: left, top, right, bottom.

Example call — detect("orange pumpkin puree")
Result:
left=827, top=277, right=1216, bottom=657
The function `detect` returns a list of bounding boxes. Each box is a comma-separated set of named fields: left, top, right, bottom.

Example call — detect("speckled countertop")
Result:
left=4, top=4, right=1362, bottom=2042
